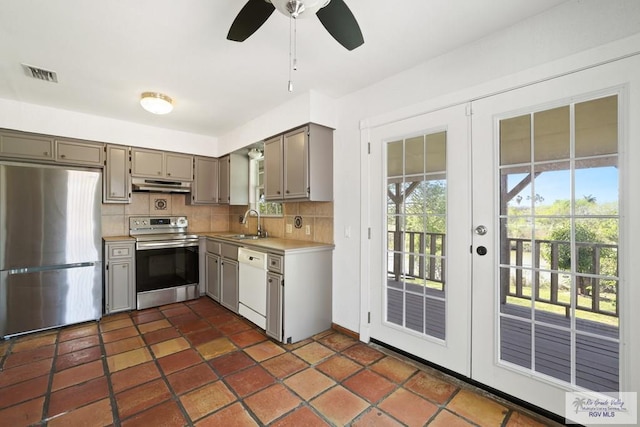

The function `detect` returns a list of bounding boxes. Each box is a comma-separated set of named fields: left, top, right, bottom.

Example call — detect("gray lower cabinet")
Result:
left=221, top=258, right=239, bottom=313
left=104, top=241, right=136, bottom=314
left=205, top=238, right=238, bottom=312
left=205, top=252, right=220, bottom=301
left=266, top=272, right=283, bottom=341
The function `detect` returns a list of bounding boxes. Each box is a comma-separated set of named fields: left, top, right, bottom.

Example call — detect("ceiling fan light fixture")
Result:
left=270, top=0, right=330, bottom=18
left=247, top=148, right=263, bottom=159
left=140, top=92, right=173, bottom=115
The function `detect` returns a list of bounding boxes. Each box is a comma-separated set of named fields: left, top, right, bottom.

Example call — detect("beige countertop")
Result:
left=103, top=233, right=333, bottom=254
left=200, top=232, right=334, bottom=254
left=103, top=235, right=135, bottom=242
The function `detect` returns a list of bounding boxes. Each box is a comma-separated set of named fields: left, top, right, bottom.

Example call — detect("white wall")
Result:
left=216, top=90, right=338, bottom=156
left=1, top=0, right=638, bottom=336
left=0, top=98, right=218, bottom=156
left=332, top=0, right=640, bottom=332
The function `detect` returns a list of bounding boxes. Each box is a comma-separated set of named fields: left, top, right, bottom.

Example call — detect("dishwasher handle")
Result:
left=238, top=247, right=268, bottom=269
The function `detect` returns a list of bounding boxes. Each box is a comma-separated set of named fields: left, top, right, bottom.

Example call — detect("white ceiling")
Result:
left=0, top=0, right=568, bottom=138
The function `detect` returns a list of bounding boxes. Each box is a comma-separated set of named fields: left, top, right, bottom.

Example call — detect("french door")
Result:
left=365, top=54, right=640, bottom=418
left=367, top=103, right=472, bottom=376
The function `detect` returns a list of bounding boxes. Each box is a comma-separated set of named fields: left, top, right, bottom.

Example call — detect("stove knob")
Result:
left=134, top=220, right=140, bottom=225
left=142, top=220, right=148, bottom=225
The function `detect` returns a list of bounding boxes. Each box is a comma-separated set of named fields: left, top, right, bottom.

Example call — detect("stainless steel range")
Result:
left=129, top=216, right=199, bottom=309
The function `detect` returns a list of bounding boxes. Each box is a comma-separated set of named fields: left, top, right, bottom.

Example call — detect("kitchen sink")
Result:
left=231, top=234, right=261, bottom=240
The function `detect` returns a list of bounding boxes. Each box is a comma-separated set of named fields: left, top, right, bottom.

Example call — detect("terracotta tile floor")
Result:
left=0, top=297, right=562, bottom=426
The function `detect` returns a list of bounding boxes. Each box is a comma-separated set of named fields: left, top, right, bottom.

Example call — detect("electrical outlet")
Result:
left=305, top=225, right=311, bottom=235
left=286, top=224, right=293, bottom=233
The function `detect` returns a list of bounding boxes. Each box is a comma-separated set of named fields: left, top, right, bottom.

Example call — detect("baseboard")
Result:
left=331, top=323, right=359, bottom=340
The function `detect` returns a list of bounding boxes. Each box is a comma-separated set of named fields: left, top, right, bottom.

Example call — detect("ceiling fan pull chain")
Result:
left=293, top=17, right=298, bottom=71
left=288, top=14, right=294, bottom=92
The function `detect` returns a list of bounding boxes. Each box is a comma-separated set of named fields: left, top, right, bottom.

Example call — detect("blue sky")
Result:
left=508, top=166, right=618, bottom=205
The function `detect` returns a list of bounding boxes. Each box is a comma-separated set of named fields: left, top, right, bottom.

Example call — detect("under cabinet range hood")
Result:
left=132, top=177, right=191, bottom=193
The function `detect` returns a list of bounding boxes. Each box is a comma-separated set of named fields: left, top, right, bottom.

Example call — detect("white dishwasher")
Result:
left=238, top=247, right=268, bottom=329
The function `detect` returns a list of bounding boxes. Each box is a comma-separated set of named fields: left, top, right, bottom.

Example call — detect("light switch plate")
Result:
left=305, top=225, right=311, bottom=235
left=286, top=224, right=293, bottom=233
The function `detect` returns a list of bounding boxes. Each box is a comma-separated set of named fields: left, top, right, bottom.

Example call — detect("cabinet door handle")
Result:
left=43, top=151, right=49, bottom=156
left=122, top=265, right=126, bottom=269
left=268, top=279, right=273, bottom=283
left=167, top=172, right=171, bottom=176
left=157, top=171, right=162, bottom=175
left=277, top=191, right=281, bottom=194
left=60, top=154, right=66, bottom=158
left=285, top=190, right=290, bottom=194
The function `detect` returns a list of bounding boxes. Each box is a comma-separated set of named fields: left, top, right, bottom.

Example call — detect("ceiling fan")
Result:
left=227, top=0, right=364, bottom=51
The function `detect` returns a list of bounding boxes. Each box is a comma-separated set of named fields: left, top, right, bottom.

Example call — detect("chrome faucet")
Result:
left=242, top=208, right=263, bottom=237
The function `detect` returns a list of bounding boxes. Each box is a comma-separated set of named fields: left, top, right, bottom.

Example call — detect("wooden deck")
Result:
left=386, top=280, right=619, bottom=392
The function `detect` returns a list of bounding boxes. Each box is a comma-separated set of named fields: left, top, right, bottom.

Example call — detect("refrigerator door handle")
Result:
left=6, top=262, right=97, bottom=275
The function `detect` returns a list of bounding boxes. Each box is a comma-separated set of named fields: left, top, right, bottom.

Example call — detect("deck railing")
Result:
left=388, top=231, right=445, bottom=290
left=504, top=237, right=618, bottom=318
left=388, top=231, right=618, bottom=318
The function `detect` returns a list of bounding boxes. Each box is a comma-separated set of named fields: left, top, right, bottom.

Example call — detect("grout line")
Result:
left=97, top=319, right=123, bottom=427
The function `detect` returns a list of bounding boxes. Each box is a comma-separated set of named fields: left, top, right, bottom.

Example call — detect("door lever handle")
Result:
left=475, top=225, right=487, bottom=235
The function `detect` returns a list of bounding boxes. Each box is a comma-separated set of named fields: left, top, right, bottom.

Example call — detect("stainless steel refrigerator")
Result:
left=0, top=161, right=102, bottom=338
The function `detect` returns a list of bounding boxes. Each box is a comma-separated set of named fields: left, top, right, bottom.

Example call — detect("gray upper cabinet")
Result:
left=104, top=145, right=131, bottom=203
left=284, top=127, right=309, bottom=199
left=55, top=139, right=104, bottom=166
left=0, top=130, right=55, bottom=161
left=218, top=153, right=248, bottom=205
left=190, top=156, right=219, bottom=205
left=165, top=152, right=193, bottom=180
left=264, top=123, right=333, bottom=202
left=264, top=134, right=284, bottom=199
left=131, top=147, right=193, bottom=180
left=0, top=129, right=106, bottom=167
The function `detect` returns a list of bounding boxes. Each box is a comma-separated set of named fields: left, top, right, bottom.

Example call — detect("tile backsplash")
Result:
left=229, top=201, right=334, bottom=244
left=101, top=193, right=229, bottom=236
left=102, top=194, right=334, bottom=244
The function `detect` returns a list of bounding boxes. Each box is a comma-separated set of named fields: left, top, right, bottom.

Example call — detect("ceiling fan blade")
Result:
left=316, top=0, right=364, bottom=51
left=227, top=0, right=276, bottom=42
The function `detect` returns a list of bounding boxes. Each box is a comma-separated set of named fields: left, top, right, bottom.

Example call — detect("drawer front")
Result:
left=221, top=243, right=239, bottom=260
left=206, top=239, right=221, bottom=255
left=267, top=254, right=283, bottom=274
left=108, top=244, right=134, bottom=259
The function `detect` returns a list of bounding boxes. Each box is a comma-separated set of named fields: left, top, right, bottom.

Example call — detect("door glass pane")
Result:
left=534, top=106, right=570, bottom=161
left=500, top=114, right=531, bottom=165
left=386, top=131, right=447, bottom=340
left=498, top=95, right=620, bottom=392
left=576, top=95, right=618, bottom=157
left=501, top=167, right=532, bottom=216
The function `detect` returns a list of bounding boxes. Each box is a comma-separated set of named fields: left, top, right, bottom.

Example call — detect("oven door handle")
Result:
left=136, top=241, right=199, bottom=250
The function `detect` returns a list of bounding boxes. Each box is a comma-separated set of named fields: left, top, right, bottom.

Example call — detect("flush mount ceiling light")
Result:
left=140, top=92, right=173, bottom=115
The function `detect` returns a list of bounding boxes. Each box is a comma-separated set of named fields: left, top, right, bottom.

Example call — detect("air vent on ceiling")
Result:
left=21, top=64, right=58, bottom=83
